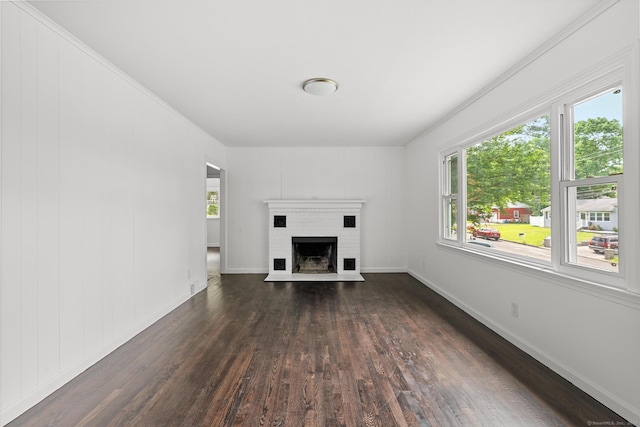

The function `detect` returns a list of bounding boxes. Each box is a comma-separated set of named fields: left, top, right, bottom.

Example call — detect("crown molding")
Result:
left=409, top=0, right=621, bottom=147
left=8, top=0, right=219, bottom=143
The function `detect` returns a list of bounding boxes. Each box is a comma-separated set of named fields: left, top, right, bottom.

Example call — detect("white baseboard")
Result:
left=224, top=267, right=408, bottom=275
left=0, top=291, right=194, bottom=426
left=224, top=267, right=269, bottom=274
left=407, top=269, right=640, bottom=424
left=360, top=266, right=407, bottom=273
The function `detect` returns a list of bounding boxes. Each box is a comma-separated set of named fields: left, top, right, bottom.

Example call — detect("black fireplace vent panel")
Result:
left=344, top=215, right=356, bottom=228
left=344, top=258, right=356, bottom=271
left=274, top=215, right=287, bottom=228
left=274, top=258, right=286, bottom=271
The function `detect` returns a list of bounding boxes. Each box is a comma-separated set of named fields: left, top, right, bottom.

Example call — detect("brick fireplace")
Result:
left=264, top=200, right=366, bottom=281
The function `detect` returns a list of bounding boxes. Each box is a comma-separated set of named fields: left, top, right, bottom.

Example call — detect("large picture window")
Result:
left=465, top=114, right=551, bottom=261
left=441, top=73, right=625, bottom=287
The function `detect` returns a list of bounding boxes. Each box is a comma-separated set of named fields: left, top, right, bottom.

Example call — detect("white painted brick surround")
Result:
left=264, top=200, right=365, bottom=281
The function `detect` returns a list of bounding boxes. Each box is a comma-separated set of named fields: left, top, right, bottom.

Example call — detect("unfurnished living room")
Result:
left=1, top=1, right=639, bottom=426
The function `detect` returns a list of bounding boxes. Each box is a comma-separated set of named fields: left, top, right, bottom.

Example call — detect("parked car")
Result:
left=473, top=227, right=501, bottom=241
left=588, top=235, right=618, bottom=254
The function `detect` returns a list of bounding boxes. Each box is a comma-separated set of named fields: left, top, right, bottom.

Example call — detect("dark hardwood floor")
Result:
left=9, top=266, right=629, bottom=426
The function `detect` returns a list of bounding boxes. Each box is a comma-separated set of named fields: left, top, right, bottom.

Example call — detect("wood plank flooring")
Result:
left=9, top=272, right=629, bottom=426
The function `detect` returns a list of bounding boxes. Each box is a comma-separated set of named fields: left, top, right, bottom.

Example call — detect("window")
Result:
left=442, top=153, right=458, bottom=241
left=587, top=212, right=611, bottom=222
left=464, top=114, right=551, bottom=262
left=563, top=85, right=622, bottom=274
left=207, top=190, right=220, bottom=218
left=441, top=71, right=626, bottom=287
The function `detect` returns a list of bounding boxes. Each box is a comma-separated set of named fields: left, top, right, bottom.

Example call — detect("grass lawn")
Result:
left=479, top=223, right=597, bottom=247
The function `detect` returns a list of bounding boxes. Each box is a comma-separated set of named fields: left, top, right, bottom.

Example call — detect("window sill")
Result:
left=437, top=240, right=640, bottom=311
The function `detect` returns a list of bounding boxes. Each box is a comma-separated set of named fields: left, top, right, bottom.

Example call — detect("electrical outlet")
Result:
left=511, top=301, right=519, bottom=318
left=190, top=283, right=195, bottom=295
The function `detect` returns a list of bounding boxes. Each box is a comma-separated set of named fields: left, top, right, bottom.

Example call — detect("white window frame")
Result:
left=554, top=72, right=624, bottom=287
left=439, top=55, right=638, bottom=294
left=441, top=153, right=458, bottom=241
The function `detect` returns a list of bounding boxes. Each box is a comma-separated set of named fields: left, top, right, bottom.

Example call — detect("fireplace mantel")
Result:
left=264, top=199, right=366, bottom=210
left=264, top=199, right=365, bottom=282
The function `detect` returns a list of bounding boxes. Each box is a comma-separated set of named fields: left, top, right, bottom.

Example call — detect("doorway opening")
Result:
left=206, top=162, right=223, bottom=281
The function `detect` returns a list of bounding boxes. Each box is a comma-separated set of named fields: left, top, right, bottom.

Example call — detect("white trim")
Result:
left=360, top=266, right=407, bottom=274
left=438, top=48, right=636, bottom=294
left=436, top=45, right=633, bottom=154
left=407, top=269, right=640, bottom=423
left=412, top=0, right=620, bottom=147
left=223, top=267, right=408, bottom=275
left=0, top=288, right=201, bottom=425
left=264, top=199, right=366, bottom=210
left=10, top=0, right=217, bottom=144
left=436, top=241, right=640, bottom=310
left=620, top=41, right=640, bottom=293
left=225, top=267, right=269, bottom=274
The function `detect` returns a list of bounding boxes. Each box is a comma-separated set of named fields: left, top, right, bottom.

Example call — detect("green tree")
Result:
left=465, top=116, right=621, bottom=221
left=466, top=116, right=551, bottom=218
left=574, top=117, right=623, bottom=180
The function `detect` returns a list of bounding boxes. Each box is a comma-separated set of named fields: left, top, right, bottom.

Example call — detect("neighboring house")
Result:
left=540, top=198, right=618, bottom=231
left=490, top=202, right=532, bottom=224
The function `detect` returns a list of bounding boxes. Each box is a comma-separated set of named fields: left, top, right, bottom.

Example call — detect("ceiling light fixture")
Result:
left=303, top=78, right=338, bottom=96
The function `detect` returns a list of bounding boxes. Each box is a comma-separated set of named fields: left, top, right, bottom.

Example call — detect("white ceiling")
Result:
left=28, top=0, right=602, bottom=147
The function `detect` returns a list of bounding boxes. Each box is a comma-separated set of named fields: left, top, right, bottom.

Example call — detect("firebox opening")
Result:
left=292, top=237, right=337, bottom=274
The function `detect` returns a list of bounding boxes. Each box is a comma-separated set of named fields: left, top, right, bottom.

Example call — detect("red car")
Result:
left=473, top=227, right=501, bottom=241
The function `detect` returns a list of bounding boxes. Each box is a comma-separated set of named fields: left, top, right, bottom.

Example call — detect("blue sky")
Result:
left=573, top=89, right=623, bottom=124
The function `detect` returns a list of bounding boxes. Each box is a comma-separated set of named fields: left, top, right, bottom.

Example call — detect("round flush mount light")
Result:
left=302, top=78, right=338, bottom=96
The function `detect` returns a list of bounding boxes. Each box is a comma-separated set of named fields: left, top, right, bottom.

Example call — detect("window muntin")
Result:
left=464, top=114, right=551, bottom=262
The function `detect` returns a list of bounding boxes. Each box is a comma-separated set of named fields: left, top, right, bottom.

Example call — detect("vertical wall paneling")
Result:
left=36, top=20, right=61, bottom=385
left=280, top=147, right=345, bottom=199
left=81, top=54, right=104, bottom=357
left=1, top=3, right=24, bottom=407
left=20, top=7, right=39, bottom=396
left=101, top=66, right=113, bottom=345
left=132, top=91, right=151, bottom=320
left=108, top=72, right=130, bottom=335
left=58, top=34, right=84, bottom=370
left=225, top=146, right=407, bottom=273
left=1, top=3, right=227, bottom=422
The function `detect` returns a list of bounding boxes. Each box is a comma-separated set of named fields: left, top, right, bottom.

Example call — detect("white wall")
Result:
left=225, top=147, right=406, bottom=273
left=406, top=0, right=640, bottom=422
left=0, top=3, right=226, bottom=424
